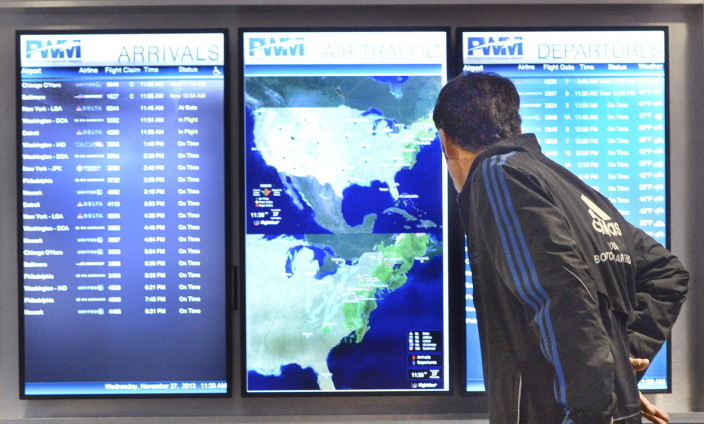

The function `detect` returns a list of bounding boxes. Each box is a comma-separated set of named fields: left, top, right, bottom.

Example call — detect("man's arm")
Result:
left=627, top=225, right=689, bottom=363
left=631, top=358, right=671, bottom=424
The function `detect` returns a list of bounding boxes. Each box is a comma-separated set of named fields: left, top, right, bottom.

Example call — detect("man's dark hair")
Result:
left=433, top=72, right=522, bottom=152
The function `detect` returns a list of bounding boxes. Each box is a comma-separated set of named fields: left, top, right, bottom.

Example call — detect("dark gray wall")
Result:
left=0, top=3, right=701, bottom=422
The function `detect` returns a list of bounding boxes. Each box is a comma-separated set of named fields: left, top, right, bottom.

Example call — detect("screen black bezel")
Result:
left=454, top=25, right=672, bottom=395
left=238, top=26, right=455, bottom=397
left=16, top=28, right=233, bottom=399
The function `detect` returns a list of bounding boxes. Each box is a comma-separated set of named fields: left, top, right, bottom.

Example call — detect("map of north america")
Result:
left=245, top=75, right=445, bottom=391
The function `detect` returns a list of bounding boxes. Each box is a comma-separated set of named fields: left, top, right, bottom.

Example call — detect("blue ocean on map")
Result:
left=247, top=364, right=320, bottom=391
left=339, top=105, right=442, bottom=233
left=368, top=135, right=443, bottom=234
left=328, top=254, right=444, bottom=389
left=247, top=254, right=444, bottom=390
left=340, top=181, right=395, bottom=227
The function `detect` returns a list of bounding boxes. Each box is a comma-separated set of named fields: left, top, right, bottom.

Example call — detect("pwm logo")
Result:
left=467, top=36, right=523, bottom=58
left=248, top=37, right=304, bottom=57
left=25, top=39, right=82, bottom=60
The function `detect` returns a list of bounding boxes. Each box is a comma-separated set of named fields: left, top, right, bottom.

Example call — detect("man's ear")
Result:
left=439, top=129, right=461, bottom=160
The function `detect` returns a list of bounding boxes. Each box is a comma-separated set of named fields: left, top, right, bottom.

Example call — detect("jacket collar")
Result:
left=462, top=133, right=541, bottom=193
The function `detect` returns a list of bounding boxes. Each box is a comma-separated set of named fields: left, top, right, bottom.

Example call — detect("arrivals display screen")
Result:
left=241, top=29, right=450, bottom=393
left=18, top=31, right=230, bottom=397
left=459, top=28, right=670, bottom=392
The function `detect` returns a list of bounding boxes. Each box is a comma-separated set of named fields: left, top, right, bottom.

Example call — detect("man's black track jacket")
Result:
left=457, top=133, right=689, bottom=423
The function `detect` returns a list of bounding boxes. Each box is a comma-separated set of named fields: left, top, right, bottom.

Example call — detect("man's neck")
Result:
left=446, top=149, right=480, bottom=192
left=438, top=129, right=483, bottom=192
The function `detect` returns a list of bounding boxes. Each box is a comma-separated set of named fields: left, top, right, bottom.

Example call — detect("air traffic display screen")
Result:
left=459, top=28, right=669, bottom=392
left=241, top=29, right=450, bottom=393
left=18, top=31, right=229, bottom=397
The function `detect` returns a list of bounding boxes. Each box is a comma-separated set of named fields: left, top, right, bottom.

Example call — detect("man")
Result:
left=433, top=72, right=689, bottom=423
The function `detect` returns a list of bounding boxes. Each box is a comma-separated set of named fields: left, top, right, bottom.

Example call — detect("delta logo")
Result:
left=581, top=194, right=622, bottom=237
left=248, top=37, right=305, bottom=57
left=25, top=39, right=82, bottom=61
left=467, top=36, right=523, bottom=58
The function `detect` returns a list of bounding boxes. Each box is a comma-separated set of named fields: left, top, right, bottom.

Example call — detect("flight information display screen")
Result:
left=459, top=28, right=670, bottom=392
left=18, top=31, right=229, bottom=397
left=241, top=29, right=450, bottom=393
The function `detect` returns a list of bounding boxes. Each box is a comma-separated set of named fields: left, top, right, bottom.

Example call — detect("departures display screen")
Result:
left=241, top=29, right=450, bottom=393
left=18, top=31, right=229, bottom=397
left=459, top=28, right=670, bottom=392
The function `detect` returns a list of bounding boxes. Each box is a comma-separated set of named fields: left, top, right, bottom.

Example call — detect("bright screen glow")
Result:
left=241, top=29, right=450, bottom=393
left=18, top=31, right=229, bottom=397
left=460, top=28, right=669, bottom=392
